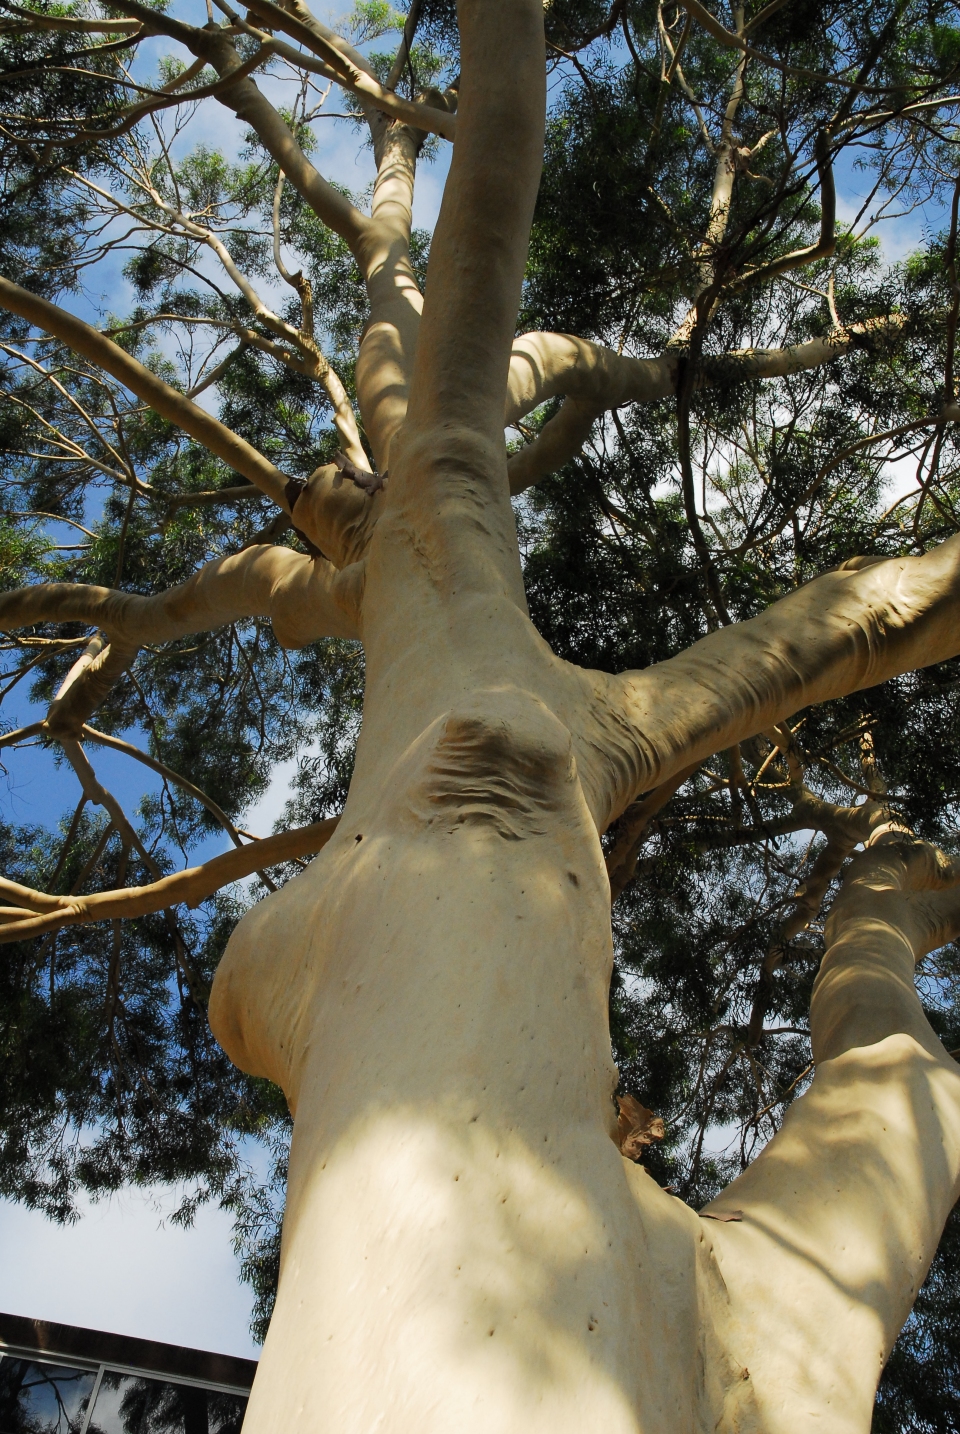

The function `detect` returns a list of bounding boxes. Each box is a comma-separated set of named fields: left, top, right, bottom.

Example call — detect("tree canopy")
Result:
left=2, top=0, right=960, bottom=1420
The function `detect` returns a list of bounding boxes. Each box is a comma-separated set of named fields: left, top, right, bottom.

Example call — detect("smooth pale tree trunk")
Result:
left=202, top=0, right=960, bottom=1425
left=209, top=602, right=960, bottom=1434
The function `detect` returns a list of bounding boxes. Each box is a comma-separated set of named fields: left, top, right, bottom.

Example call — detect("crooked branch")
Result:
left=505, top=318, right=905, bottom=491
left=0, top=817, right=340, bottom=943
left=583, top=534, right=960, bottom=826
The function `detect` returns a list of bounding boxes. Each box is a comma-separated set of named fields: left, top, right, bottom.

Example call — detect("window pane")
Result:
left=87, top=1374, right=246, bottom=1434
left=0, top=1357, right=97, bottom=1434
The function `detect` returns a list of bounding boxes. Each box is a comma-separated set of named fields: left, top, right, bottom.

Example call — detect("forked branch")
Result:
left=0, top=545, right=360, bottom=737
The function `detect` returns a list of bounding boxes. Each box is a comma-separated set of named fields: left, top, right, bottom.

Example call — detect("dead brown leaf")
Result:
left=617, top=1094, right=666, bottom=1161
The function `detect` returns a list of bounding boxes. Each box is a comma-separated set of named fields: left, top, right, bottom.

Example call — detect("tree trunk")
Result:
left=203, top=0, right=960, bottom=1414
left=210, top=668, right=707, bottom=1434
left=209, top=559, right=960, bottom=1434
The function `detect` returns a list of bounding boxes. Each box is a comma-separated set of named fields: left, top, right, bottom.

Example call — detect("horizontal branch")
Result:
left=0, top=9, right=144, bottom=34
left=0, top=277, right=291, bottom=509
left=505, top=317, right=906, bottom=492
left=0, top=544, right=360, bottom=656
left=163, top=484, right=263, bottom=514
left=0, top=817, right=340, bottom=943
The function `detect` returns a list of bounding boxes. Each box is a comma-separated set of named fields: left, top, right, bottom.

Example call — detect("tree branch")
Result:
left=354, top=122, right=425, bottom=472
left=505, top=317, right=904, bottom=491
left=0, top=544, right=360, bottom=646
left=736, top=131, right=836, bottom=290
left=404, top=0, right=546, bottom=456
left=0, top=818, right=340, bottom=942
left=700, top=830, right=960, bottom=1434
left=0, top=276, right=292, bottom=509
left=103, top=0, right=372, bottom=254
left=82, top=724, right=246, bottom=848
left=682, top=0, right=921, bottom=94
left=237, top=0, right=455, bottom=138
left=606, top=760, right=701, bottom=900
left=0, top=8, right=143, bottom=35
left=386, top=0, right=422, bottom=91
left=582, top=535, right=960, bottom=825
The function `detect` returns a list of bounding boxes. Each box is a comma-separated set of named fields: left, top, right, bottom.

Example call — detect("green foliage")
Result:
left=349, top=0, right=405, bottom=41
left=876, top=1203, right=960, bottom=1433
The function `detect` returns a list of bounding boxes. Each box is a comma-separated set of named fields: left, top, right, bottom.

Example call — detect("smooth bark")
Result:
left=505, top=317, right=906, bottom=492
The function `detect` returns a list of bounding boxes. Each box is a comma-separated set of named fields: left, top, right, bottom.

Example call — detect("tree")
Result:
left=3, top=0, right=960, bottom=1427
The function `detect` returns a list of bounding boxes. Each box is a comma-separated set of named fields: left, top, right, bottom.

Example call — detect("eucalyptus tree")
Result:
left=3, top=0, right=960, bottom=1429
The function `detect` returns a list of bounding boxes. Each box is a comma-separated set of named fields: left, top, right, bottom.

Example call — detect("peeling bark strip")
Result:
left=616, top=1095, right=666, bottom=1160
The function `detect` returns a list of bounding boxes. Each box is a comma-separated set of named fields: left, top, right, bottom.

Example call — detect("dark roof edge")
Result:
left=0, top=1313, right=257, bottom=1391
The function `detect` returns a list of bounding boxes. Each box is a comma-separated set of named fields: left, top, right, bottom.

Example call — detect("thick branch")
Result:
left=404, top=0, right=545, bottom=451
left=0, top=544, right=359, bottom=660
left=47, top=637, right=139, bottom=738
left=386, top=0, right=422, bottom=90
left=355, top=122, right=425, bottom=471
left=700, top=831, right=960, bottom=1434
left=0, top=11, right=143, bottom=33
left=583, top=536, right=960, bottom=825
left=814, top=835, right=960, bottom=1058
left=505, top=318, right=903, bottom=491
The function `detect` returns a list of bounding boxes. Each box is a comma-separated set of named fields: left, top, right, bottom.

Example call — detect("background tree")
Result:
left=3, top=0, right=960, bottom=1428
